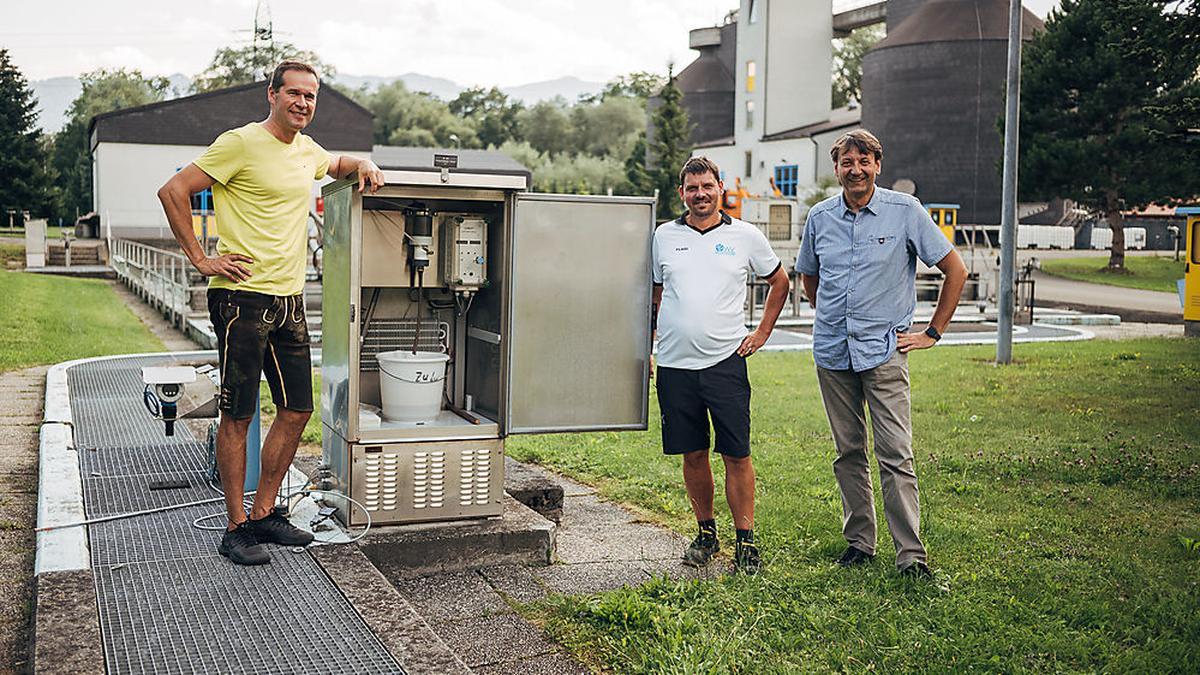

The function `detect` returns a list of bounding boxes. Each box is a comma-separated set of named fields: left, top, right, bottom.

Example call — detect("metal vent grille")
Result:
left=95, top=551, right=403, bottom=675
left=359, top=318, right=448, bottom=371
left=458, top=447, right=492, bottom=506
left=69, top=356, right=406, bottom=675
left=362, top=451, right=400, bottom=513
left=412, top=450, right=446, bottom=510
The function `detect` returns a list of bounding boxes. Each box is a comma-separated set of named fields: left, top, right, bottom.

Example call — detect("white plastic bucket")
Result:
left=376, top=350, right=450, bottom=423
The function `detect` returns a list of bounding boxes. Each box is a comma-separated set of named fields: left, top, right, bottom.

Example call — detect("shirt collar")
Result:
left=841, top=185, right=881, bottom=216
left=675, top=211, right=732, bottom=235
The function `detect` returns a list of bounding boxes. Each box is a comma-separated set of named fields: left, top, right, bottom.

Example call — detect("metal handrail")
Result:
left=109, top=238, right=205, bottom=329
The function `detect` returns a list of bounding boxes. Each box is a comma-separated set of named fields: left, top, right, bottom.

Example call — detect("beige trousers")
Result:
left=815, top=351, right=926, bottom=567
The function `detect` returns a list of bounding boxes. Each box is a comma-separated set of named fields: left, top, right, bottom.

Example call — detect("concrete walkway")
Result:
left=1032, top=270, right=1181, bottom=320
left=0, top=365, right=46, bottom=674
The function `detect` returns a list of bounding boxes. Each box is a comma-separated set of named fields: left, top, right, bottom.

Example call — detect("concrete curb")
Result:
left=755, top=322, right=1095, bottom=353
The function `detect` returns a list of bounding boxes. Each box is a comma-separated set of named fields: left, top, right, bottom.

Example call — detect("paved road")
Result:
left=1031, top=270, right=1181, bottom=317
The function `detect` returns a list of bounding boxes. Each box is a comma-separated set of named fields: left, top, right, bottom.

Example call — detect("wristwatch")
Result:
left=924, top=326, right=942, bottom=342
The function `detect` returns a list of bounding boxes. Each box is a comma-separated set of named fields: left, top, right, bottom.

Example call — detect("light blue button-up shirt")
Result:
left=795, top=186, right=954, bottom=372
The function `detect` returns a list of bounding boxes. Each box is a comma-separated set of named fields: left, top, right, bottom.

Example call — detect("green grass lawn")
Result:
left=507, top=339, right=1200, bottom=672
left=0, top=244, right=23, bottom=269
left=1040, top=255, right=1185, bottom=293
left=0, top=271, right=164, bottom=372
left=0, top=226, right=68, bottom=239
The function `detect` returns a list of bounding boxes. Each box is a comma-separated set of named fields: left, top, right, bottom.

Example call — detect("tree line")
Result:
left=0, top=41, right=693, bottom=226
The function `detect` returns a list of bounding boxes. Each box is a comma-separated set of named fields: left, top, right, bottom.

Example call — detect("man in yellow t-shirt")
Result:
left=157, top=60, right=383, bottom=566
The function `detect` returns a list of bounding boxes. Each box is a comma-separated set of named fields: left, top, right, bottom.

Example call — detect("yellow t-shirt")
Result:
left=194, top=122, right=329, bottom=296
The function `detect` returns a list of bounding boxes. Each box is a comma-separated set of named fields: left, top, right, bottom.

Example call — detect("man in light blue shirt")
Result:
left=797, top=129, right=967, bottom=578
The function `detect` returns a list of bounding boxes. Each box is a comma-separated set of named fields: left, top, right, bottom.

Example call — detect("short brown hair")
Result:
left=830, top=129, right=883, bottom=163
left=678, top=156, right=722, bottom=186
left=268, top=60, right=319, bottom=91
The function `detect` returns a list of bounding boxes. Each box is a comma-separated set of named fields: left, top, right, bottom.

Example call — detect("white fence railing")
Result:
left=109, top=238, right=204, bottom=329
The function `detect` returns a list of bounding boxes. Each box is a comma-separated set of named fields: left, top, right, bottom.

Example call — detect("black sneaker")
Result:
left=682, top=534, right=720, bottom=567
left=249, top=509, right=315, bottom=547
left=218, top=522, right=270, bottom=566
left=899, top=560, right=933, bottom=579
left=835, top=545, right=875, bottom=567
left=734, top=539, right=762, bottom=575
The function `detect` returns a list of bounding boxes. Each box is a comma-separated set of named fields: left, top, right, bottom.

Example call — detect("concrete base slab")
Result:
left=1187, top=320, right=1199, bottom=337
left=432, top=613, right=562, bottom=669
left=33, top=569, right=103, bottom=675
left=360, top=495, right=554, bottom=581
left=504, top=457, right=563, bottom=523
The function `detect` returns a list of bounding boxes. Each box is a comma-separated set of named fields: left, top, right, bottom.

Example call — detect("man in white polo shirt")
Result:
left=652, top=156, right=791, bottom=574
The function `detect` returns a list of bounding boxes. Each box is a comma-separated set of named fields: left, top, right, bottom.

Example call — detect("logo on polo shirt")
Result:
left=714, top=243, right=736, bottom=256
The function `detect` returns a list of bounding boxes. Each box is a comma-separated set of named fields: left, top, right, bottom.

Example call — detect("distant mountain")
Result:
left=30, top=77, right=80, bottom=133
left=334, top=73, right=463, bottom=101
left=31, top=73, right=192, bottom=133
left=503, top=76, right=603, bottom=104
left=29, top=72, right=606, bottom=133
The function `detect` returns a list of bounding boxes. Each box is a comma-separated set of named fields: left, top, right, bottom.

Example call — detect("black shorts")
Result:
left=208, top=289, right=313, bottom=419
left=656, top=352, right=751, bottom=458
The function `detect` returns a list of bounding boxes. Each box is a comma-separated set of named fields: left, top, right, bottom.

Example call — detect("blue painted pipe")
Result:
left=244, top=388, right=262, bottom=492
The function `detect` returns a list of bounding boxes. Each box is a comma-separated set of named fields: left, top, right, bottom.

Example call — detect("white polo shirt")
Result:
left=653, top=213, right=782, bottom=370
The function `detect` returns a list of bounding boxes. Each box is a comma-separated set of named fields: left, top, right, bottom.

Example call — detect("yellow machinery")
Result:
left=1177, top=206, right=1200, bottom=336
left=722, top=177, right=750, bottom=220
left=925, top=203, right=959, bottom=243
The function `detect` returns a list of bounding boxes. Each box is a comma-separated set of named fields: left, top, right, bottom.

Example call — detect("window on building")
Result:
left=746, top=61, right=756, bottom=93
left=1192, top=221, right=1200, bottom=265
left=768, top=204, right=792, bottom=241
left=745, top=100, right=755, bottom=129
left=745, top=151, right=753, bottom=178
left=773, top=165, right=798, bottom=197
left=190, top=188, right=213, bottom=212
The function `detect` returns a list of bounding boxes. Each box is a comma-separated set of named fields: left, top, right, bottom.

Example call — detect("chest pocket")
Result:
left=854, top=234, right=900, bottom=263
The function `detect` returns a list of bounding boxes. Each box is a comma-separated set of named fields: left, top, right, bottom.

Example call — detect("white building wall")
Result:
left=711, top=0, right=839, bottom=199
left=94, top=142, right=370, bottom=239
left=764, top=0, right=833, bottom=137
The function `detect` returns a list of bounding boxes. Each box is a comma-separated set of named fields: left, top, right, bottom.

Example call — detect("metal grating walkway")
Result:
left=70, top=355, right=404, bottom=675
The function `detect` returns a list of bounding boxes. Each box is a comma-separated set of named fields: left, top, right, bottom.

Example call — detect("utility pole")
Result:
left=996, top=0, right=1022, bottom=365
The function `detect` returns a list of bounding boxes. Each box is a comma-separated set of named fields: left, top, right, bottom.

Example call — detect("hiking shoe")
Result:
left=899, top=560, right=933, bottom=579
left=249, top=509, right=315, bottom=547
left=734, top=539, right=762, bottom=575
left=218, top=522, right=270, bottom=566
left=835, top=545, right=875, bottom=567
left=682, top=534, right=720, bottom=567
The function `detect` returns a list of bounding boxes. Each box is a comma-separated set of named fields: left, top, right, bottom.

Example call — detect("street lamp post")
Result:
left=997, top=0, right=1023, bottom=365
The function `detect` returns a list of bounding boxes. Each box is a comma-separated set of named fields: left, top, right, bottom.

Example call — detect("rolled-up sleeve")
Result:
left=909, top=206, right=954, bottom=267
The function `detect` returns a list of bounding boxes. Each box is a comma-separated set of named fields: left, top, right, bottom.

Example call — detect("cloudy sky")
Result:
left=4, top=0, right=1059, bottom=85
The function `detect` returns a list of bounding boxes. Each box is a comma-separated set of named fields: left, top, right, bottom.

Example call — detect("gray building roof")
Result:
left=88, top=80, right=374, bottom=151
left=371, top=146, right=532, bottom=181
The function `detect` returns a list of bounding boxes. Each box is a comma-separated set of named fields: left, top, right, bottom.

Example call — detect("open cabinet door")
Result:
left=505, top=194, right=655, bottom=434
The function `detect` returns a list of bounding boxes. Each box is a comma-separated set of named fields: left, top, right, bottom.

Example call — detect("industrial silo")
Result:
left=861, top=0, right=1042, bottom=225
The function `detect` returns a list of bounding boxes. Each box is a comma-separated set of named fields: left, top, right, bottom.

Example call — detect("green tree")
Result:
left=831, top=25, right=883, bottom=108
left=570, top=95, right=644, bottom=158
left=623, top=131, right=654, bottom=197
left=649, top=67, right=692, bottom=220
left=0, top=48, right=52, bottom=220
left=50, top=69, right=169, bottom=221
left=448, top=87, right=523, bottom=148
left=1018, top=0, right=1200, bottom=270
left=582, top=71, right=667, bottom=103
left=517, top=98, right=575, bottom=156
left=192, top=41, right=335, bottom=92
left=349, top=80, right=477, bottom=148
